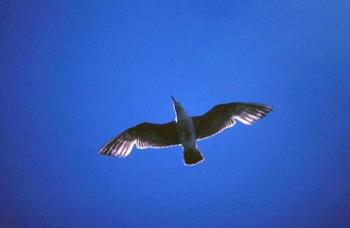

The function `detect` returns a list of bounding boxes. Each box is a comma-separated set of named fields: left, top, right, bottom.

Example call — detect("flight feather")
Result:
left=192, top=103, right=272, bottom=140
left=99, top=121, right=179, bottom=157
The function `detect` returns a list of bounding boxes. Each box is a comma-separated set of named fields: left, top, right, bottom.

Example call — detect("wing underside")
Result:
left=99, top=121, right=180, bottom=157
left=192, top=103, right=272, bottom=140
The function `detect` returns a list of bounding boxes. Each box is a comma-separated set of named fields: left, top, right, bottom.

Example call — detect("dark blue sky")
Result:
left=1, top=0, right=350, bottom=227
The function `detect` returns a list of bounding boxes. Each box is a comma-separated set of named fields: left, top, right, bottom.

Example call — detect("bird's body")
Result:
left=176, top=117, right=196, bottom=149
left=100, top=96, right=272, bottom=166
left=172, top=96, right=204, bottom=165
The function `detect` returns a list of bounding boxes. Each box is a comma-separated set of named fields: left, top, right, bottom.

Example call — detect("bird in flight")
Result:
left=99, top=96, right=272, bottom=166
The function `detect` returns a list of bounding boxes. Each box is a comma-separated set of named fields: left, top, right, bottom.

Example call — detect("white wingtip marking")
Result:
left=235, top=116, right=252, bottom=125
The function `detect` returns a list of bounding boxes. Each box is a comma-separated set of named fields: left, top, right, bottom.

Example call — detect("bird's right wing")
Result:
left=99, top=121, right=180, bottom=157
left=192, top=103, right=272, bottom=140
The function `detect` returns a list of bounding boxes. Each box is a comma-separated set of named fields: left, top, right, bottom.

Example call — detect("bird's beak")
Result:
left=171, top=95, right=177, bottom=104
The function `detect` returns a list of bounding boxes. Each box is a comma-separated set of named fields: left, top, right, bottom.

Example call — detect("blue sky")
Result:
left=1, top=0, right=350, bottom=227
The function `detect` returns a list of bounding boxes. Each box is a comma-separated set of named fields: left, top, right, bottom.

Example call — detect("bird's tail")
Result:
left=183, top=148, right=204, bottom=166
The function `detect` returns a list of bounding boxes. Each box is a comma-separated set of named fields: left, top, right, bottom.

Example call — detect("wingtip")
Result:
left=98, top=148, right=107, bottom=156
left=265, top=104, right=273, bottom=112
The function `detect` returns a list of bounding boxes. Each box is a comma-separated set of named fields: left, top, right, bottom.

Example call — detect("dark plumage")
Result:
left=99, top=97, right=272, bottom=166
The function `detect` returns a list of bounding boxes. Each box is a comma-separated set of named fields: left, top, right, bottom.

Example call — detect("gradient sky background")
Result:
left=1, top=0, right=350, bottom=227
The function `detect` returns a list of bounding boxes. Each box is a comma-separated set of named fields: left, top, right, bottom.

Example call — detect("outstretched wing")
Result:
left=192, top=103, right=272, bottom=140
left=99, top=121, right=180, bottom=157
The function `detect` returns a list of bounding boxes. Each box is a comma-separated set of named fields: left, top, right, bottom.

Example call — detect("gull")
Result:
left=99, top=96, right=272, bottom=166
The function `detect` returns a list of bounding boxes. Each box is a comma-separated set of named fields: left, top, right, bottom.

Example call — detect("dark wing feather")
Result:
left=99, top=121, right=179, bottom=157
left=192, top=103, right=272, bottom=140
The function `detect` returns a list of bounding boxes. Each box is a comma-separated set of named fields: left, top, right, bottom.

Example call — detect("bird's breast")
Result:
left=176, top=119, right=196, bottom=148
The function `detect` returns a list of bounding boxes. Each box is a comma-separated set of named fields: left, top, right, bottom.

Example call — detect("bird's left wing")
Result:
left=192, top=103, right=272, bottom=140
left=99, top=121, right=180, bottom=157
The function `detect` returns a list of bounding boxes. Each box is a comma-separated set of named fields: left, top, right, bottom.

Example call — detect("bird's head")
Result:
left=171, top=95, right=182, bottom=108
left=171, top=96, right=187, bottom=121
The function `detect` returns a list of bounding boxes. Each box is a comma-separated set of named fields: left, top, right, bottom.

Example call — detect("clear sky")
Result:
left=1, top=0, right=350, bottom=227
